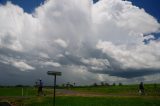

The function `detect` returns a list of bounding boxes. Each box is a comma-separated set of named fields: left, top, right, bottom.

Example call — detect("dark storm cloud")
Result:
left=88, top=68, right=160, bottom=78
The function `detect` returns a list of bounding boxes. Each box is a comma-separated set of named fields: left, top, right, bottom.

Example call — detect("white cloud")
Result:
left=0, top=54, right=35, bottom=71
left=44, top=61, right=61, bottom=67
left=0, top=2, right=40, bottom=51
left=56, top=54, right=64, bottom=58
left=54, top=38, right=68, bottom=48
left=39, top=52, right=50, bottom=58
left=92, top=0, right=160, bottom=44
left=96, top=40, right=160, bottom=70
left=12, top=61, right=35, bottom=71
left=81, top=58, right=108, bottom=66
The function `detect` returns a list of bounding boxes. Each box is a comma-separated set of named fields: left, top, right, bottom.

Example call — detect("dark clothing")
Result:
left=37, top=80, right=43, bottom=96
left=139, top=82, right=145, bottom=95
left=39, top=81, right=43, bottom=87
left=139, top=83, right=144, bottom=90
left=38, top=87, right=42, bottom=94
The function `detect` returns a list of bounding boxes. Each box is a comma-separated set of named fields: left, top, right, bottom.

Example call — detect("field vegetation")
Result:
left=0, top=84, right=160, bottom=106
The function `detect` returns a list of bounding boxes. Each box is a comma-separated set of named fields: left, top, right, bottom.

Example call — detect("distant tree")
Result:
left=154, top=83, right=157, bottom=89
left=105, top=83, right=110, bottom=86
left=112, top=83, right=116, bottom=86
left=66, top=82, right=70, bottom=88
left=101, top=82, right=104, bottom=86
left=66, top=82, right=74, bottom=88
left=119, top=83, right=123, bottom=86
left=62, top=83, right=65, bottom=87
left=15, top=85, right=23, bottom=87
left=93, top=83, right=97, bottom=87
left=56, top=84, right=60, bottom=88
left=70, top=84, right=74, bottom=87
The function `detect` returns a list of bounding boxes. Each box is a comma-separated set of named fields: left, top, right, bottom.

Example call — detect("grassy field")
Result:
left=1, top=96, right=160, bottom=106
left=0, top=84, right=160, bottom=106
left=26, top=96, right=160, bottom=106
left=70, top=84, right=160, bottom=96
left=0, top=87, right=36, bottom=96
left=0, top=87, right=53, bottom=96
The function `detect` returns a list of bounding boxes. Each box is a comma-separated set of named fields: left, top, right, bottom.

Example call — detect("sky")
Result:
left=0, top=0, right=160, bottom=86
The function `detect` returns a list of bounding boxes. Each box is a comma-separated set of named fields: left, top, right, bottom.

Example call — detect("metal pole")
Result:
left=53, top=75, right=56, bottom=106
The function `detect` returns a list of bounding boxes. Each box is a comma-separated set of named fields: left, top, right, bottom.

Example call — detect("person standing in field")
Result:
left=139, top=82, right=145, bottom=95
left=38, top=80, right=43, bottom=96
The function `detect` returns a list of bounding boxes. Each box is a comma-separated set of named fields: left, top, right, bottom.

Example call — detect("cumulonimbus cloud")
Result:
left=0, top=0, right=160, bottom=85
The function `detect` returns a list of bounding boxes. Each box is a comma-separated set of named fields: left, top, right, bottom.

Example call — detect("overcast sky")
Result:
left=0, top=0, right=160, bottom=85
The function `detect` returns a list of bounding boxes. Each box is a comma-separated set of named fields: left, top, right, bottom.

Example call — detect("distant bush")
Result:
left=15, top=85, right=30, bottom=87
left=119, top=83, right=123, bottom=86
left=93, top=83, right=98, bottom=87
left=101, top=82, right=104, bottom=86
left=105, top=83, right=110, bottom=86
left=112, top=83, right=116, bottom=86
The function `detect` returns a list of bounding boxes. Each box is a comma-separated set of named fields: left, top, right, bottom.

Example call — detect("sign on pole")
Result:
left=47, top=71, right=62, bottom=106
left=47, top=71, right=62, bottom=76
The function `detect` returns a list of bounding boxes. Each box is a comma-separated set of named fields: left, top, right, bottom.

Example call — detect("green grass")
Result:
left=1, top=96, right=160, bottom=106
left=0, top=87, right=23, bottom=96
left=71, top=84, right=160, bottom=96
left=0, top=84, right=159, bottom=96
left=24, top=96, right=160, bottom=106
left=0, top=87, right=36, bottom=96
left=0, top=84, right=160, bottom=106
left=0, top=87, right=52, bottom=96
left=0, top=84, right=160, bottom=96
